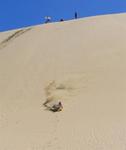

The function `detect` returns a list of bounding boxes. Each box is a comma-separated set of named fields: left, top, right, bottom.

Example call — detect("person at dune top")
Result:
left=75, top=12, right=78, bottom=19
left=60, top=19, right=64, bottom=22
left=45, top=16, right=51, bottom=23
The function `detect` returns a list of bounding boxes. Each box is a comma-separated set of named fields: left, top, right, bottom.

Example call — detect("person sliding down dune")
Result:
left=50, top=102, right=63, bottom=112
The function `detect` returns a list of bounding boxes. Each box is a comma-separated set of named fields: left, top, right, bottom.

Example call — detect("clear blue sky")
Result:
left=0, top=0, right=126, bottom=31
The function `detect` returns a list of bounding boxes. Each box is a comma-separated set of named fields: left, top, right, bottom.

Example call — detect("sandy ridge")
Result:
left=0, top=28, right=32, bottom=50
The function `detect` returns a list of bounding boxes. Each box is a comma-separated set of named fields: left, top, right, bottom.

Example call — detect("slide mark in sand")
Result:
left=42, top=75, right=87, bottom=149
left=43, top=75, right=88, bottom=107
left=41, top=114, right=62, bottom=150
left=43, top=80, right=72, bottom=107
left=0, top=28, right=32, bottom=50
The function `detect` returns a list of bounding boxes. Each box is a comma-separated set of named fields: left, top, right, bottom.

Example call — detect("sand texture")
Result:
left=0, top=13, right=126, bottom=150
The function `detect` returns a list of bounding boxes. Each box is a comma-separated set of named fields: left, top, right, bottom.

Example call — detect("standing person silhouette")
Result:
left=75, top=12, right=78, bottom=19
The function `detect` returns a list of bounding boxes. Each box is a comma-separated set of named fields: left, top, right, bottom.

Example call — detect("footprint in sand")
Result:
left=0, top=113, right=8, bottom=128
left=42, top=135, right=61, bottom=150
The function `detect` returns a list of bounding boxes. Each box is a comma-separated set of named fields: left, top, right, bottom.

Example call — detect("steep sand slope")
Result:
left=0, top=13, right=126, bottom=150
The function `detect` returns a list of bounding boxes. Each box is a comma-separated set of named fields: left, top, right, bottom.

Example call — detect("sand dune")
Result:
left=0, top=13, right=126, bottom=150
left=0, top=28, right=31, bottom=49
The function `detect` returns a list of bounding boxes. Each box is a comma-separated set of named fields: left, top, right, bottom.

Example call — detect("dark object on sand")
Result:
left=49, top=102, right=63, bottom=112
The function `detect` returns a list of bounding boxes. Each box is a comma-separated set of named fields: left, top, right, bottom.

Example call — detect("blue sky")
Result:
left=0, top=0, right=126, bottom=31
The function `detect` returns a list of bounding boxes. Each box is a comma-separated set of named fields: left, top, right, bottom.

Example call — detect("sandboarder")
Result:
left=50, top=102, right=63, bottom=112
